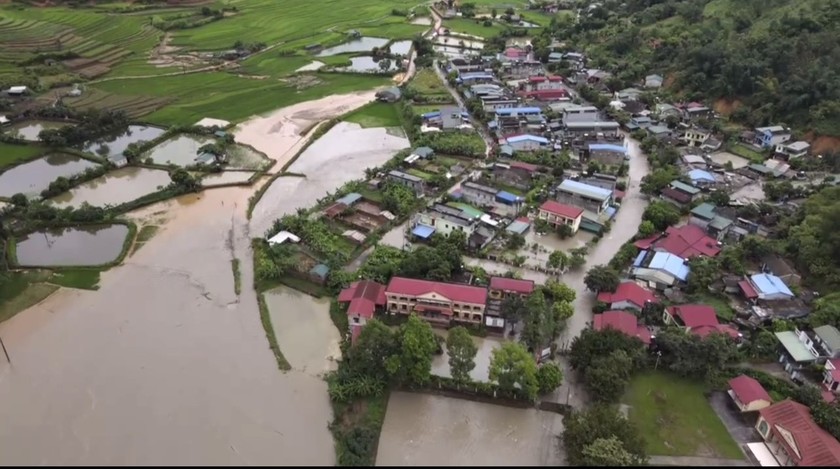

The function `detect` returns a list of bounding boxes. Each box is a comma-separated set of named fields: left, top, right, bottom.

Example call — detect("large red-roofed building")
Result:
left=755, top=399, right=840, bottom=466
left=538, top=200, right=584, bottom=233
left=386, top=277, right=488, bottom=326
left=593, top=310, right=652, bottom=344
left=635, top=224, right=721, bottom=258
left=596, top=281, right=658, bottom=312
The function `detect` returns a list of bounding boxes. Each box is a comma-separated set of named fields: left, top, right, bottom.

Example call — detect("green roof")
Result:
left=775, top=331, right=817, bottom=362
left=447, top=202, right=483, bottom=219
left=709, top=216, right=733, bottom=230
left=815, top=325, right=840, bottom=352
left=670, top=180, right=701, bottom=195
left=690, top=202, right=716, bottom=220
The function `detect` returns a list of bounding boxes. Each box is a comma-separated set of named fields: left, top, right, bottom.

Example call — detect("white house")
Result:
left=775, top=141, right=810, bottom=159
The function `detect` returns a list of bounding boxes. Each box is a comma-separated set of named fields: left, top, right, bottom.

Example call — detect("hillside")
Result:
left=559, top=0, right=840, bottom=138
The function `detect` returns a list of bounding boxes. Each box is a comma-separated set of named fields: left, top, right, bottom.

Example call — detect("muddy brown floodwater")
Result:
left=377, top=392, right=565, bottom=466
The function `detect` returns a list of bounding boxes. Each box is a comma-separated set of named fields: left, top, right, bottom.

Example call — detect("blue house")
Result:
left=741, top=273, right=795, bottom=301
left=753, top=126, right=792, bottom=149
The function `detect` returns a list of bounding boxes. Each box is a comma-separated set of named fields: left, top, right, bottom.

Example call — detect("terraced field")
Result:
left=63, top=88, right=171, bottom=120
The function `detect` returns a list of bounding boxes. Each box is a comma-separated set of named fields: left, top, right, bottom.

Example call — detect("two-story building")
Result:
left=689, top=203, right=733, bottom=240
left=753, top=400, right=840, bottom=466
left=562, top=105, right=600, bottom=126
left=632, top=250, right=691, bottom=290
left=681, top=126, right=711, bottom=147
left=490, top=161, right=539, bottom=190
left=754, top=126, right=792, bottom=149
left=387, top=170, right=425, bottom=194
left=537, top=200, right=584, bottom=234
left=415, top=203, right=478, bottom=239
left=459, top=181, right=498, bottom=207
left=385, top=277, right=488, bottom=326
left=555, top=179, right=613, bottom=215
left=586, top=143, right=629, bottom=166
left=775, top=329, right=820, bottom=380
left=775, top=141, right=810, bottom=159
left=563, top=121, right=621, bottom=139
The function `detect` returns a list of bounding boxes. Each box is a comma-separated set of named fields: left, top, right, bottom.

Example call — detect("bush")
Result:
left=538, top=363, right=564, bottom=394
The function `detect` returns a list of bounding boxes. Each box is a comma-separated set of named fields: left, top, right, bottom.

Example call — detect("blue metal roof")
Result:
left=495, top=191, right=521, bottom=204
left=604, top=206, right=618, bottom=219
left=506, top=220, right=530, bottom=235
left=751, top=273, right=794, bottom=297
left=688, top=169, right=716, bottom=182
left=422, top=111, right=441, bottom=119
left=588, top=143, right=627, bottom=154
left=336, top=192, right=362, bottom=206
left=412, top=224, right=436, bottom=239
left=633, top=250, right=648, bottom=267
left=495, top=107, right=542, bottom=116
left=460, top=72, right=494, bottom=81
left=507, top=134, right=549, bottom=144
left=648, top=252, right=690, bottom=281
left=558, top=179, right=613, bottom=201
left=309, top=264, right=330, bottom=278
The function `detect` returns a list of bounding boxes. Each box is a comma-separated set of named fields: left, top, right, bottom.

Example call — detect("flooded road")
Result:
left=377, top=392, right=565, bottom=466
left=431, top=333, right=502, bottom=382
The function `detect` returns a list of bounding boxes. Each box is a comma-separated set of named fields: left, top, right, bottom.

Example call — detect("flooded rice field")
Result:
left=316, top=36, right=389, bottom=57
left=50, top=167, right=171, bottom=208
left=0, top=153, right=100, bottom=198
left=295, top=60, right=325, bottom=72
left=83, top=125, right=166, bottom=162
left=227, top=144, right=270, bottom=170
left=431, top=333, right=502, bottom=382
left=200, top=171, right=255, bottom=187
left=434, top=37, right=485, bottom=49
left=263, top=287, right=341, bottom=375
left=143, top=134, right=213, bottom=167
left=14, top=224, right=129, bottom=267
left=250, top=122, right=409, bottom=235
left=0, top=188, right=336, bottom=465
left=377, top=392, right=565, bottom=466
left=389, top=40, right=413, bottom=55
left=341, top=56, right=397, bottom=73
left=5, top=120, right=69, bottom=141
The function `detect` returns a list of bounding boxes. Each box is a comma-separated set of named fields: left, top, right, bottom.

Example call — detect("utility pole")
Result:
left=0, top=336, right=10, bottom=364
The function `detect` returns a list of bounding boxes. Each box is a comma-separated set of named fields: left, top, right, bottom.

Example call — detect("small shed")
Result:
left=309, top=264, right=330, bottom=285
left=506, top=218, right=531, bottom=235
left=268, top=231, right=301, bottom=245
left=6, top=86, right=29, bottom=96
left=411, top=224, right=436, bottom=240
left=336, top=192, right=362, bottom=206
left=499, top=145, right=514, bottom=157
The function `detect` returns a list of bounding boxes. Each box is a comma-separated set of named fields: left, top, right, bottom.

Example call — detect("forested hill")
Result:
left=556, top=0, right=840, bottom=138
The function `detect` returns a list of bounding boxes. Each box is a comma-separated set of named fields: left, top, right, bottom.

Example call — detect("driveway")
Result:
left=708, top=391, right=762, bottom=447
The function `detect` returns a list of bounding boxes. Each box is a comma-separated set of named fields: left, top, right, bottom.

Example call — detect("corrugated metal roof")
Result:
left=648, top=252, right=690, bottom=281
left=507, top=134, right=549, bottom=144
left=412, top=224, right=436, bottom=239
left=588, top=143, right=627, bottom=153
left=775, top=331, right=817, bottom=362
left=558, top=179, right=612, bottom=201
left=495, top=191, right=520, bottom=204
left=751, top=273, right=794, bottom=297
left=336, top=192, right=362, bottom=206
left=814, top=326, right=840, bottom=352
left=688, top=169, right=716, bottom=182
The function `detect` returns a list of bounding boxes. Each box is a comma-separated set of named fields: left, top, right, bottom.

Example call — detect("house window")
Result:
left=758, top=420, right=769, bottom=436
left=352, top=316, right=360, bottom=324
left=472, top=314, right=482, bottom=321
left=401, top=304, right=407, bottom=311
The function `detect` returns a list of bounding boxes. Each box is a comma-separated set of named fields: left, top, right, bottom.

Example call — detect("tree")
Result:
left=639, top=301, right=664, bottom=326
left=581, top=436, right=641, bottom=466
left=345, top=319, right=397, bottom=382
left=387, top=314, right=438, bottom=387
left=562, top=405, right=648, bottom=466
left=809, top=293, right=840, bottom=329
left=637, top=220, right=657, bottom=238
left=507, top=232, right=526, bottom=250
left=547, top=250, right=569, bottom=270
left=686, top=256, right=720, bottom=293
left=537, top=362, right=563, bottom=394
left=569, top=328, right=646, bottom=371
left=488, top=341, right=539, bottom=400
left=500, top=295, right=527, bottom=328
left=557, top=223, right=574, bottom=239
left=170, top=168, right=200, bottom=192
left=521, top=290, right=551, bottom=352
left=10, top=193, right=28, bottom=207
left=543, top=279, right=576, bottom=303
left=569, top=247, right=587, bottom=270
left=707, top=191, right=730, bottom=207
left=446, top=326, right=477, bottom=384
left=378, top=58, right=392, bottom=72
left=642, top=200, right=680, bottom=231
left=584, top=265, right=620, bottom=293
left=654, top=328, right=740, bottom=380
left=584, top=349, right=634, bottom=403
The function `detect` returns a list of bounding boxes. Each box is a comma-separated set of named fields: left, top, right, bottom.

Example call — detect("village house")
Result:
left=5, top=86, right=29, bottom=96
left=681, top=103, right=713, bottom=121
left=519, top=75, right=568, bottom=100
left=596, top=281, right=658, bottom=312
left=506, top=134, right=549, bottom=151
left=386, top=170, right=425, bottom=194
left=626, top=116, right=653, bottom=131
left=586, top=143, right=628, bottom=166
left=385, top=277, right=488, bottom=326
left=760, top=254, right=802, bottom=286
left=421, top=108, right=468, bottom=132
left=740, top=273, right=795, bottom=302
left=338, top=280, right=387, bottom=330
left=308, top=264, right=330, bottom=285
left=636, top=223, right=722, bottom=259
left=562, top=121, right=621, bottom=140
left=728, top=375, right=773, bottom=412
left=644, top=74, right=663, bottom=89
left=415, top=203, right=479, bottom=240
left=459, top=181, right=498, bottom=206
left=660, top=180, right=701, bottom=207
left=490, top=161, right=539, bottom=190
left=547, top=51, right=564, bottom=64
left=754, top=126, right=792, bottom=149
left=647, top=124, right=673, bottom=140
left=681, top=126, right=711, bottom=147
left=447, top=57, right=488, bottom=74
left=457, top=71, right=496, bottom=85
left=687, top=168, right=717, bottom=186
left=773, top=327, right=840, bottom=380
left=752, top=400, right=840, bottom=466
left=655, top=103, right=681, bottom=120
left=632, top=250, right=690, bottom=290
left=689, top=203, right=733, bottom=240
left=555, top=179, right=613, bottom=215
left=561, top=105, right=600, bottom=125
left=775, top=141, right=810, bottom=159
left=663, top=304, right=740, bottom=340
left=537, top=200, right=583, bottom=234
left=592, top=311, right=653, bottom=344
left=823, top=358, right=840, bottom=393
left=481, top=97, right=520, bottom=112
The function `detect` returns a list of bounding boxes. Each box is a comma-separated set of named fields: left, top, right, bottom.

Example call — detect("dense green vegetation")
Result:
left=0, top=142, right=45, bottom=169
left=552, top=0, right=840, bottom=136
left=343, top=102, right=402, bottom=128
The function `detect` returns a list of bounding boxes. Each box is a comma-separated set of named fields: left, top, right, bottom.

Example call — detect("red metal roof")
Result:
left=661, top=187, right=693, bottom=204
left=386, top=277, right=487, bottom=305
left=823, top=391, right=837, bottom=404
left=633, top=234, right=660, bottom=250
left=489, top=276, right=535, bottom=295
left=739, top=280, right=759, bottom=299
left=692, top=324, right=741, bottom=340
left=539, top=200, right=583, bottom=219
left=519, top=89, right=569, bottom=99
left=759, top=400, right=840, bottom=466
left=509, top=161, right=539, bottom=173
left=654, top=224, right=721, bottom=258
left=729, top=375, right=772, bottom=405
left=667, top=304, right=718, bottom=328
left=596, top=281, right=658, bottom=309
left=593, top=310, right=652, bottom=344
left=528, top=76, right=546, bottom=82
left=338, top=281, right=387, bottom=320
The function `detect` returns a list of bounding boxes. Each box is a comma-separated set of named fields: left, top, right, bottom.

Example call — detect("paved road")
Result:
left=649, top=455, right=752, bottom=466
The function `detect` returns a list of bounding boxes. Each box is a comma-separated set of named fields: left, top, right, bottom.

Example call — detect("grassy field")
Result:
left=624, top=372, right=743, bottom=459
left=687, top=292, right=737, bottom=321
left=0, top=270, right=56, bottom=324
left=344, top=102, right=402, bottom=128
left=408, top=68, right=450, bottom=98
left=728, top=143, right=766, bottom=163
left=48, top=269, right=101, bottom=290
left=443, top=17, right=506, bottom=38
left=0, top=143, right=44, bottom=169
